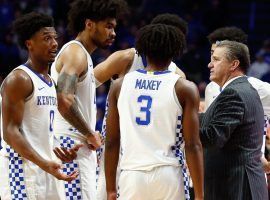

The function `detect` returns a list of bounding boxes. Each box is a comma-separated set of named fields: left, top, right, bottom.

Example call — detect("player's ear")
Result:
left=25, top=40, right=33, bottom=51
left=85, top=19, right=95, bottom=31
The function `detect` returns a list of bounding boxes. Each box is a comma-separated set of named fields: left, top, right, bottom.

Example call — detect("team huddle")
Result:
left=0, top=0, right=269, bottom=200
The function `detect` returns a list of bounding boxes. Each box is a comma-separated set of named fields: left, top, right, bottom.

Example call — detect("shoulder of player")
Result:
left=118, top=48, right=138, bottom=77
left=117, top=48, right=135, bottom=59
left=175, top=78, right=199, bottom=101
left=58, top=43, right=88, bottom=75
left=252, top=79, right=270, bottom=99
left=112, top=48, right=136, bottom=72
left=1, top=69, right=33, bottom=99
left=62, top=43, right=87, bottom=63
left=93, top=48, right=135, bottom=83
left=174, top=65, right=186, bottom=79
left=60, top=42, right=87, bottom=59
left=104, top=48, right=135, bottom=63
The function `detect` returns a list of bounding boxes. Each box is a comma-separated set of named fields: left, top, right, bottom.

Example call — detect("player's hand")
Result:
left=40, top=160, right=79, bottom=182
left=53, top=143, right=84, bottom=163
left=107, top=192, right=117, bottom=200
left=263, top=161, right=270, bottom=174
left=86, top=131, right=103, bottom=150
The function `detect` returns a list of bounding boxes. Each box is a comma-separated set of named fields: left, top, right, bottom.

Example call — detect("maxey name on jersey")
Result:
left=135, top=79, right=162, bottom=90
left=37, top=96, right=57, bottom=106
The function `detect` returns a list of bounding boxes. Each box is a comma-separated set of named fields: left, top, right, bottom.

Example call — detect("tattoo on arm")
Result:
left=57, top=72, right=93, bottom=135
left=64, top=99, right=93, bottom=135
left=57, top=72, right=78, bottom=94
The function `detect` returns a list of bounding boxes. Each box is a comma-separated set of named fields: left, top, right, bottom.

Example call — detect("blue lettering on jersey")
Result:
left=37, top=96, right=57, bottom=106
left=135, top=79, right=161, bottom=90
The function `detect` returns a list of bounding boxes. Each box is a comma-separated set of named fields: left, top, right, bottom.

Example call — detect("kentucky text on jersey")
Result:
left=37, top=96, right=57, bottom=106
left=135, top=79, right=162, bottom=90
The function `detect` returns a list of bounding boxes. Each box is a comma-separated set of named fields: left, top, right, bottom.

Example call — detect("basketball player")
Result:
left=0, top=12, right=78, bottom=200
left=204, top=27, right=270, bottom=173
left=50, top=0, right=128, bottom=199
left=105, top=24, right=204, bottom=200
left=94, top=13, right=189, bottom=200
left=94, top=13, right=188, bottom=87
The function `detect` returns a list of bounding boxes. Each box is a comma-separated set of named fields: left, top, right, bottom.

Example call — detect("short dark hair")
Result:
left=151, top=13, right=188, bottom=36
left=68, top=0, right=128, bottom=35
left=13, top=12, right=54, bottom=49
left=207, top=26, right=248, bottom=44
left=135, top=24, right=185, bottom=64
left=216, top=40, right=250, bottom=73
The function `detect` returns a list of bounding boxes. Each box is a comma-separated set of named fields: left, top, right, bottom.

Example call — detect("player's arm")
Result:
left=176, top=79, right=204, bottom=200
left=94, top=48, right=135, bottom=86
left=56, top=44, right=101, bottom=149
left=105, top=78, right=122, bottom=200
left=1, top=70, right=46, bottom=166
left=1, top=70, right=77, bottom=181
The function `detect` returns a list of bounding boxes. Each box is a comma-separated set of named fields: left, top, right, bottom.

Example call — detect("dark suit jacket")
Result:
left=200, top=77, right=268, bottom=200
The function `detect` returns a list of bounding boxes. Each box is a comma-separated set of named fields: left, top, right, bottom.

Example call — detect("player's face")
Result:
left=27, top=27, right=58, bottom=64
left=92, top=18, right=116, bottom=49
left=208, top=46, right=233, bottom=86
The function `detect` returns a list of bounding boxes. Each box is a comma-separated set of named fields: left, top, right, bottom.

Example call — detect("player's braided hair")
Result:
left=68, top=0, right=128, bottom=35
left=135, top=24, right=186, bottom=64
left=13, top=12, right=54, bottom=49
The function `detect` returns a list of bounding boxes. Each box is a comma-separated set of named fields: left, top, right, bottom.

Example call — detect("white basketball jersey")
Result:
left=204, top=81, right=220, bottom=111
left=100, top=50, right=178, bottom=140
left=51, top=40, right=96, bottom=139
left=0, top=65, right=57, bottom=159
left=248, top=77, right=270, bottom=117
left=118, top=69, right=182, bottom=171
left=127, top=48, right=145, bottom=73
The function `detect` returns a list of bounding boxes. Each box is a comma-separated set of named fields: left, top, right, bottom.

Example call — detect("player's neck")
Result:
left=144, top=67, right=169, bottom=72
left=76, top=33, right=96, bottom=54
left=146, top=59, right=171, bottom=71
left=145, top=65, right=169, bottom=72
left=25, top=59, right=49, bottom=77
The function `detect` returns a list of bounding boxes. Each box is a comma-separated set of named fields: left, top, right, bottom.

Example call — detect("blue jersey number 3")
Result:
left=136, top=95, right=152, bottom=125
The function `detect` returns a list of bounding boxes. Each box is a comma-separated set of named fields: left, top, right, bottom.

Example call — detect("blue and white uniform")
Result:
left=0, top=65, right=64, bottom=200
left=96, top=49, right=185, bottom=200
left=51, top=40, right=97, bottom=200
left=117, top=69, right=187, bottom=200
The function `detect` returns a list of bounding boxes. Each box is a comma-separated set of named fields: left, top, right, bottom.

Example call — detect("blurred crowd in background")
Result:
left=1, top=0, right=270, bottom=132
